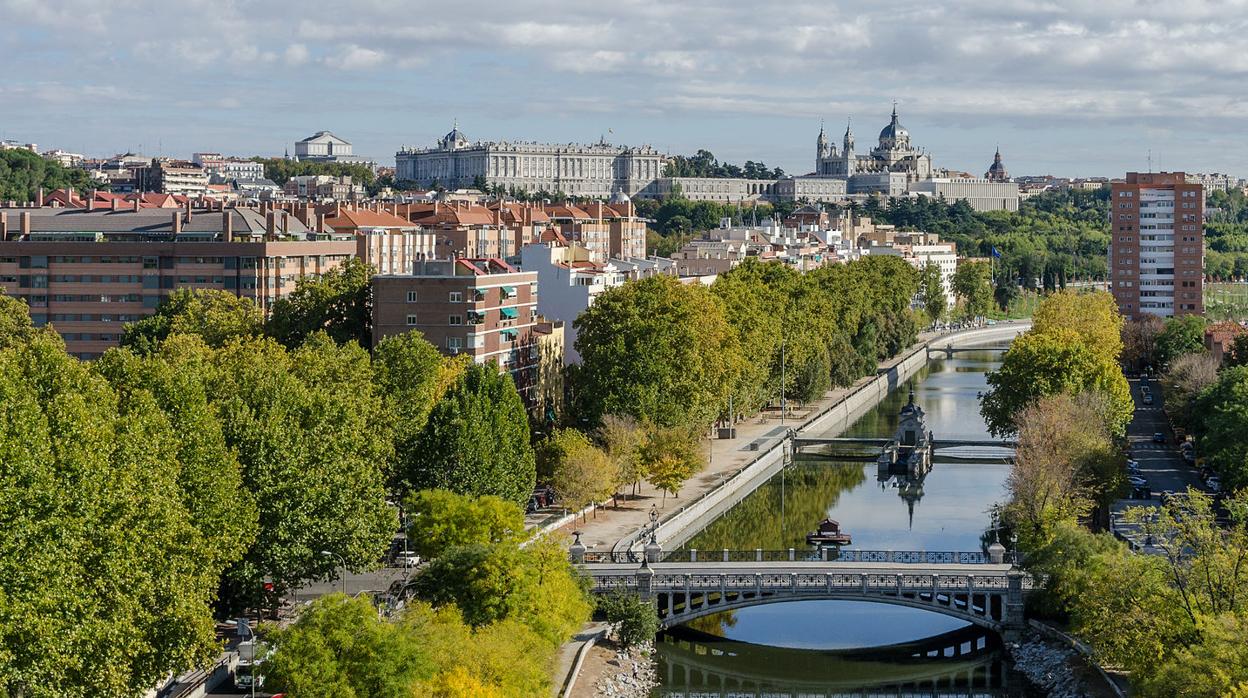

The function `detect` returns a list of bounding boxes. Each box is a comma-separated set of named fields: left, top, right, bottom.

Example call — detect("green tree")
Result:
left=597, top=414, right=646, bottom=496
left=268, top=258, right=375, bottom=348
left=0, top=333, right=224, bottom=698
left=1194, top=366, right=1248, bottom=489
left=402, top=489, right=524, bottom=559
left=264, top=594, right=432, bottom=698
left=372, top=332, right=466, bottom=489
left=981, top=328, right=1133, bottom=437
left=1030, top=291, right=1123, bottom=362
left=574, top=275, right=742, bottom=430
left=0, top=294, right=37, bottom=348
left=1155, top=314, right=1207, bottom=366
left=120, top=288, right=264, bottom=353
left=639, top=426, right=704, bottom=502
left=1161, top=352, right=1220, bottom=433
left=596, top=591, right=660, bottom=650
left=917, top=261, right=946, bottom=323
left=209, top=334, right=396, bottom=607
left=0, top=148, right=100, bottom=203
left=951, top=260, right=993, bottom=319
left=252, top=157, right=377, bottom=188
left=547, top=429, right=618, bottom=512
left=403, top=363, right=535, bottom=505
left=1142, top=612, right=1248, bottom=697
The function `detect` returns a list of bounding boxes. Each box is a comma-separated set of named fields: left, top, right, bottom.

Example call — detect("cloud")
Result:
left=285, top=43, right=309, bottom=66
left=324, top=44, right=386, bottom=71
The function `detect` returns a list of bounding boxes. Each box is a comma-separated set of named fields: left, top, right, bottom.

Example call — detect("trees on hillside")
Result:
left=0, top=148, right=99, bottom=203
left=403, top=363, right=535, bottom=505
left=268, top=258, right=374, bottom=348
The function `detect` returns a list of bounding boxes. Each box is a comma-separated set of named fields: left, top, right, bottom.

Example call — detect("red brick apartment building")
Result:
left=1110, top=172, right=1204, bottom=319
left=372, top=258, right=540, bottom=398
left=0, top=204, right=355, bottom=357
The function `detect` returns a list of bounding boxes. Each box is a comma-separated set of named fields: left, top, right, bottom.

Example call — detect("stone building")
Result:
left=395, top=125, right=667, bottom=197
left=815, top=107, right=934, bottom=183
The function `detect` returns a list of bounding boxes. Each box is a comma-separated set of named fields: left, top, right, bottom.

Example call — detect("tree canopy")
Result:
left=268, top=258, right=375, bottom=348
left=120, top=288, right=264, bottom=353
left=0, top=148, right=100, bottom=203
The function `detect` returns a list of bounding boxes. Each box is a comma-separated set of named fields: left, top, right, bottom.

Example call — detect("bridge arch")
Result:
left=655, top=586, right=1009, bottom=633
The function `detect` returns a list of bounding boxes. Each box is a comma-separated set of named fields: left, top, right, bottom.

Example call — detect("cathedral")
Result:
left=815, top=106, right=934, bottom=183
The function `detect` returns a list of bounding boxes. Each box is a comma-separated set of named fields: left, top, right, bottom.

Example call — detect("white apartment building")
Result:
left=907, top=178, right=1020, bottom=212
left=519, top=241, right=629, bottom=364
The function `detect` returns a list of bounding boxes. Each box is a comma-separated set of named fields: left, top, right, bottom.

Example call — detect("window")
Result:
left=449, top=315, right=462, bottom=326
left=406, top=290, right=418, bottom=303
left=406, top=314, right=418, bottom=326
left=447, top=337, right=463, bottom=353
left=449, top=291, right=463, bottom=303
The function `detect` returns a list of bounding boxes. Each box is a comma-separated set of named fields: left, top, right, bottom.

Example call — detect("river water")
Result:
left=652, top=347, right=1044, bottom=697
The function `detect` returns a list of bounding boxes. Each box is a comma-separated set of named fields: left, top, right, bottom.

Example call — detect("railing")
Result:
left=580, top=549, right=995, bottom=565
left=590, top=571, right=1029, bottom=593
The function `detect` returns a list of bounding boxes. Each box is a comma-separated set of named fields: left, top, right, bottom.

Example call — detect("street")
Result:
left=1111, top=376, right=1206, bottom=551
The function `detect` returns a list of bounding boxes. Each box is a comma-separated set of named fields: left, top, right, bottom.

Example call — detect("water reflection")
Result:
left=656, top=350, right=1037, bottom=696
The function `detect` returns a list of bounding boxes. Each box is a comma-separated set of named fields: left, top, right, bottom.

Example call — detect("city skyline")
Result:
left=2, top=1, right=1246, bottom=177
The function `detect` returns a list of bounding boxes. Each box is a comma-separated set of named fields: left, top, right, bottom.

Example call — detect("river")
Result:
left=652, top=346, right=1044, bottom=697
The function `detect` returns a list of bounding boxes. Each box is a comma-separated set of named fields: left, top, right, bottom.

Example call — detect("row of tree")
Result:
left=0, top=265, right=541, bottom=695
left=572, top=256, right=924, bottom=438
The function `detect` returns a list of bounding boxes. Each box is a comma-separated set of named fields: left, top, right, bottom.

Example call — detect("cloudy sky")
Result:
left=2, top=0, right=1246, bottom=177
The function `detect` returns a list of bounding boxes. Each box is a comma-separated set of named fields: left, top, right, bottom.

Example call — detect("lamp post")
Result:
left=321, top=550, right=347, bottom=595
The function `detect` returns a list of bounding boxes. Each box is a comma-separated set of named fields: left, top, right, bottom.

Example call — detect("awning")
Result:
left=500, top=329, right=518, bottom=340
left=500, top=307, right=519, bottom=319
left=501, top=285, right=517, bottom=296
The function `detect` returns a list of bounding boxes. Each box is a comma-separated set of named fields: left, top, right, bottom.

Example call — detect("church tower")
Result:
left=816, top=122, right=831, bottom=174
left=843, top=119, right=856, bottom=176
left=985, top=147, right=1009, bottom=182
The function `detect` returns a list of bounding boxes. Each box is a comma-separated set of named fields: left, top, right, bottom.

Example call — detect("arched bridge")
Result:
left=580, top=557, right=1031, bottom=637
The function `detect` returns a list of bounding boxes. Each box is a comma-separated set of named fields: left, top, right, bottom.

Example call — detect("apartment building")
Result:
left=520, top=240, right=628, bottom=364
left=1110, top=172, right=1203, bottom=319
left=133, top=159, right=211, bottom=196
left=372, top=258, right=541, bottom=397
left=407, top=203, right=515, bottom=259
left=0, top=205, right=356, bottom=357
left=322, top=208, right=434, bottom=274
left=192, top=153, right=266, bottom=181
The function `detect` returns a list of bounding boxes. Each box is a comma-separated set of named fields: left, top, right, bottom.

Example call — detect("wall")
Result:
left=632, top=322, right=1031, bottom=552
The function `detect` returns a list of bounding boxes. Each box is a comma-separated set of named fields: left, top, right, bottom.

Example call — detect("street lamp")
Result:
left=321, top=550, right=347, bottom=595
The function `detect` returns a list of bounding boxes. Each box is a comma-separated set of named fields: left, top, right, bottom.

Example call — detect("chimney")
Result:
left=134, top=197, right=141, bottom=212
left=523, top=205, right=532, bottom=227
left=266, top=211, right=276, bottom=239
left=222, top=210, right=233, bottom=242
left=172, top=210, right=182, bottom=235
left=110, top=198, right=119, bottom=212
left=185, top=200, right=192, bottom=223
left=20, top=211, right=31, bottom=238
left=0, top=212, right=7, bottom=241
left=280, top=211, right=289, bottom=236
left=35, top=188, right=44, bottom=207
left=87, top=196, right=95, bottom=212
left=316, top=212, right=326, bottom=234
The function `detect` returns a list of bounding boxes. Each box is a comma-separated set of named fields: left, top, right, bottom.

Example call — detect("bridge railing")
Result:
left=580, top=549, right=995, bottom=564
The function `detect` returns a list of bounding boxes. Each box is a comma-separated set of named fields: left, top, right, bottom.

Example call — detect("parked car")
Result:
left=1127, top=464, right=1142, bottom=476
left=1207, top=477, right=1222, bottom=494
left=1143, top=394, right=1154, bottom=405
left=1152, top=432, right=1166, bottom=444
left=394, top=552, right=421, bottom=568
left=1128, top=475, right=1149, bottom=488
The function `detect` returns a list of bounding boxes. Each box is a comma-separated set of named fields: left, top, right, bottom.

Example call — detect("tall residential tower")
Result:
left=1110, top=172, right=1203, bottom=319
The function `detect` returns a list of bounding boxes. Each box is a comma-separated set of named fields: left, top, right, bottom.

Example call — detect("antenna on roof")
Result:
left=1147, top=149, right=1153, bottom=173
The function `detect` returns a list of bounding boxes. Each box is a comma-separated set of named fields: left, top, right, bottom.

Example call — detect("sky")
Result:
left=2, top=0, right=1247, bottom=178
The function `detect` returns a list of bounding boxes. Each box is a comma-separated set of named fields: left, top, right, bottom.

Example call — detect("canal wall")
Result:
left=636, top=322, right=1031, bottom=552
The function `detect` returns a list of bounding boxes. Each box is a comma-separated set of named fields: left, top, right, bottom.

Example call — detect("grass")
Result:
left=1205, top=282, right=1248, bottom=321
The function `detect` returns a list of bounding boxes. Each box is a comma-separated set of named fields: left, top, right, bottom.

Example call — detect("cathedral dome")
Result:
left=879, top=107, right=908, bottom=143
left=985, top=148, right=1009, bottom=182
left=609, top=188, right=631, bottom=204
left=440, top=125, right=469, bottom=149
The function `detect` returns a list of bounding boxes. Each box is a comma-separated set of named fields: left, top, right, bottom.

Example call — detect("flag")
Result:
left=990, top=246, right=1002, bottom=258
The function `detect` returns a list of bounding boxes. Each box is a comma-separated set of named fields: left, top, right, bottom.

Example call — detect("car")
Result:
left=1207, top=478, right=1222, bottom=494
left=1140, top=383, right=1151, bottom=393
left=1127, top=465, right=1142, bottom=477
left=1152, top=432, right=1166, bottom=444
left=1127, top=458, right=1140, bottom=468
left=1127, top=475, right=1148, bottom=488
left=1143, top=394, right=1154, bottom=405
left=394, top=552, right=421, bottom=568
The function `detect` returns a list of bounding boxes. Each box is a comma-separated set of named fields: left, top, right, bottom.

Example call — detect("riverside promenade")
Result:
left=551, top=322, right=1030, bottom=555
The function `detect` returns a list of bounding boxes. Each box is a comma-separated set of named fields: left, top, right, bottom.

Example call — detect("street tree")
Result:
left=1155, top=314, right=1207, bottom=366
left=639, top=426, right=704, bottom=502
left=1160, top=352, right=1220, bottom=433
left=268, top=258, right=375, bottom=348
left=573, top=274, right=742, bottom=431
left=402, top=489, right=525, bottom=559
left=0, top=333, right=226, bottom=698
left=1121, top=315, right=1165, bottom=371
left=597, top=591, right=660, bottom=650
left=951, top=260, right=993, bottom=320
left=597, top=414, right=646, bottom=496
left=917, top=261, right=946, bottom=324
left=120, top=288, right=264, bottom=353
left=1030, top=290, right=1124, bottom=362
left=404, top=363, right=535, bottom=504
left=1194, top=367, right=1248, bottom=489
left=547, top=429, right=618, bottom=513
left=0, top=293, right=37, bottom=348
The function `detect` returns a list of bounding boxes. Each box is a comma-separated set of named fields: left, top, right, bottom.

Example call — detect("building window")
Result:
left=449, top=291, right=463, bottom=302
left=449, top=315, right=462, bottom=326
left=447, top=337, right=463, bottom=353
left=406, top=314, right=418, bottom=326
left=406, top=290, right=418, bottom=303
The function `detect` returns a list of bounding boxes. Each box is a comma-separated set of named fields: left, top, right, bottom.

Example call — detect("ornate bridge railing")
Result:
left=581, top=549, right=996, bottom=564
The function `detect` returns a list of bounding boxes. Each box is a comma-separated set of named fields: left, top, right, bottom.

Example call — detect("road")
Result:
left=1111, top=376, right=1206, bottom=551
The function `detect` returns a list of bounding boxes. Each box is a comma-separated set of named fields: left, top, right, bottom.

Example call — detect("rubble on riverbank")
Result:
left=1010, top=631, right=1120, bottom=698
left=591, top=641, right=657, bottom=698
